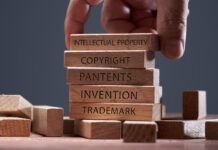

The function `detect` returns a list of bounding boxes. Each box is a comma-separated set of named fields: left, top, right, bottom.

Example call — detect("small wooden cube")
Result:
left=74, top=120, right=121, bottom=139
left=32, top=106, right=63, bottom=137
left=206, top=121, right=218, bottom=139
left=183, top=91, right=207, bottom=120
left=0, top=117, right=31, bottom=137
left=123, top=121, right=157, bottom=142
left=63, top=116, right=74, bottom=135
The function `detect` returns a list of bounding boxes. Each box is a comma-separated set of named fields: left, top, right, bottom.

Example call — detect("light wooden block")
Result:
left=0, top=117, right=31, bottom=137
left=69, top=103, right=161, bottom=121
left=69, top=85, right=162, bottom=103
left=206, top=121, right=218, bottom=139
left=157, top=120, right=206, bottom=139
left=70, top=33, right=159, bottom=51
left=123, top=121, right=157, bottom=142
left=32, top=106, right=63, bottom=137
left=0, top=95, right=33, bottom=119
left=161, top=104, right=166, bottom=118
left=64, top=50, right=155, bottom=69
left=183, top=91, right=207, bottom=120
left=63, top=116, right=74, bottom=135
left=74, top=120, right=121, bottom=139
left=67, top=68, right=159, bottom=85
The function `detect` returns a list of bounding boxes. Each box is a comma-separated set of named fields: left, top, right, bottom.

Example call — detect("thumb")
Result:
left=157, top=0, right=189, bottom=59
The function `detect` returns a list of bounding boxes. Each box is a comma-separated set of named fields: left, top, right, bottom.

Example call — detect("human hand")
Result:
left=64, top=0, right=189, bottom=59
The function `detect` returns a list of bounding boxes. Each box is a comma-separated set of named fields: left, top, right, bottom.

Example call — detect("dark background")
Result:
left=0, top=0, right=217, bottom=114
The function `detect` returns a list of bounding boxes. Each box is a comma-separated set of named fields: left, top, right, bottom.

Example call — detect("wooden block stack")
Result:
left=0, top=95, right=32, bottom=137
left=64, top=33, right=162, bottom=142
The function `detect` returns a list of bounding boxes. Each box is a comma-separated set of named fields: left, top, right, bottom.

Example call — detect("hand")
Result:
left=64, top=0, right=189, bottom=59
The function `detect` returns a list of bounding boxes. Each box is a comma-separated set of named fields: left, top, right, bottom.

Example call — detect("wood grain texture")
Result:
left=206, top=121, right=218, bottom=139
left=183, top=91, right=207, bottom=120
left=67, top=67, right=159, bottom=85
left=32, top=106, right=63, bottom=137
left=63, top=116, right=74, bottom=135
left=69, top=103, right=161, bottom=121
left=0, top=95, right=33, bottom=119
left=70, top=33, right=159, bottom=51
left=74, top=120, right=121, bottom=139
left=69, top=85, right=162, bottom=103
left=123, top=121, right=157, bottom=142
left=0, top=117, right=31, bottom=137
left=64, top=50, right=155, bottom=69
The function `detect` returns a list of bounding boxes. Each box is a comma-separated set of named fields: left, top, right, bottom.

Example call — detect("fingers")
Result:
left=101, top=0, right=135, bottom=33
left=64, top=0, right=102, bottom=49
left=101, top=0, right=157, bottom=33
left=157, top=0, right=189, bottom=59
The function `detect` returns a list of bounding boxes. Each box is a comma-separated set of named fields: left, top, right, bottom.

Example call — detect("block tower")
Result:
left=64, top=33, right=163, bottom=142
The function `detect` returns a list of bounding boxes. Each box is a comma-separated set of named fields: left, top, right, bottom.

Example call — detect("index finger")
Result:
left=64, top=0, right=102, bottom=49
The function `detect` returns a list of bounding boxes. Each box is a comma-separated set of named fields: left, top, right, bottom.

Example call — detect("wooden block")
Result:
left=123, top=121, right=157, bottom=142
left=206, top=121, right=218, bottom=139
left=69, top=85, right=162, bottom=103
left=183, top=91, right=207, bottom=120
left=64, top=50, right=155, bottom=69
left=74, top=120, right=121, bottom=139
left=63, top=116, right=74, bottom=135
left=70, top=33, right=159, bottom=51
left=162, top=113, right=183, bottom=120
left=67, top=68, right=159, bottom=85
left=32, top=106, right=63, bottom=137
left=121, top=120, right=124, bottom=138
left=157, top=120, right=206, bottom=139
left=0, top=117, right=31, bottom=137
left=161, top=104, right=166, bottom=118
left=69, top=103, right=161, bottom=121
left=0, top=95, right=33, bottom=119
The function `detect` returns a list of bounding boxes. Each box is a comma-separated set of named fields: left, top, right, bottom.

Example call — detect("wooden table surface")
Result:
left=0, top=133, right=218, bottom=150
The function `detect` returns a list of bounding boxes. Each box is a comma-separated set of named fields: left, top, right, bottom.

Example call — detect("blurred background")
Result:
left=0, top=0, right=217, bottom=114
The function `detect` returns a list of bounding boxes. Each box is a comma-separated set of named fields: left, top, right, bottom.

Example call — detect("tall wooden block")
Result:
left=69, top=85, right=162, bottom=103
left=70, top=33, right=159, bottom=51
left=157, top=120, right=206, bottom=139
left=32, top=106, right=63, bottom=137
left=0, top=95, right=32, bottom=119
left=63, top=116, right=74, bottom=135
left=123, top=121, right=157, bottom=142
left=183, top=91, right=207, bottom=120
left=0, top=117, right=31, bottom=137
left=64, top=50, right=155, bottom=69
left=67, top=68, right=159, bottom=85
left=69, top=103, right=161, bottom=121
left=74, top=120, right=121, bottom=139
left=206, top=121, right=218, bottom=139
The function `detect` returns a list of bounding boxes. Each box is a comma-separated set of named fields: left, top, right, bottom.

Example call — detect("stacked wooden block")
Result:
left=64, top=33, right=162, bottom=142
left=0, top=95, right=64, bottom=137
left=0, top=95, right=32, bottom=137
